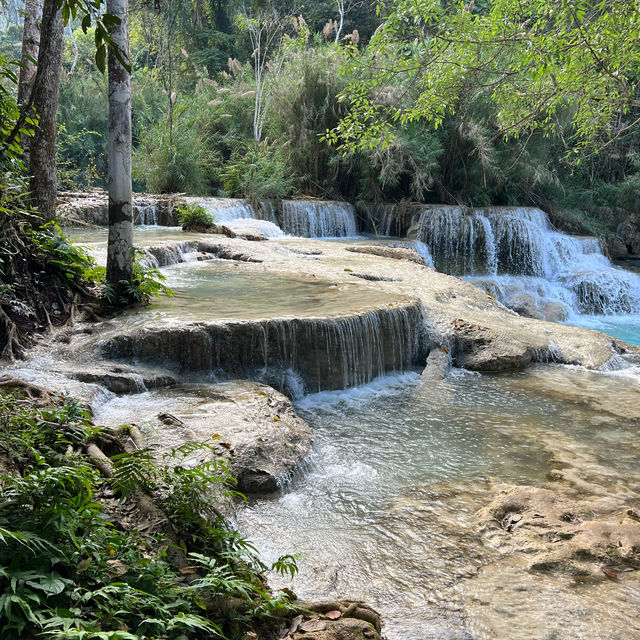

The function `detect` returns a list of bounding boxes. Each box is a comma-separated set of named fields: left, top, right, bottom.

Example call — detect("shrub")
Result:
left=221, top=140, right=295, bottom=200
left=177, top=203, right=215, bottom=230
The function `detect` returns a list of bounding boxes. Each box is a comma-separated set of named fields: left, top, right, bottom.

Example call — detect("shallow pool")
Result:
left=235, top=365, right=640, bottom=640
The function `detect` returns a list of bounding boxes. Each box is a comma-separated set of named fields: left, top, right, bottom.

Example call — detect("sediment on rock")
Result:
left=130, top=381, right=313, bottom=494
left=345, top=245, right=427, bottom=265
left=57, top=190, right=184, bottom=226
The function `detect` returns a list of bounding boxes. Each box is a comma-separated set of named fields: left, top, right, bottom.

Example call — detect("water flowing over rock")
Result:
left=57, top=190, right=180, bottom=226
left=402, top=205, right=640, bottom=319
left=101, top=301, right=425, bottom=393
left=281, top=200, right=358, bottom=238
left=134, top=200, right=158, bottom=225
left=140, top=240, right=262, bottom=268
left=363, top=203, right=640, bottom=320
left=184, top=196, right=257, bottom=223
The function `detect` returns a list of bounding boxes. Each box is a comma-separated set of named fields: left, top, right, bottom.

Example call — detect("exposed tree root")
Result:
left=0, top=306, right=23, bottom=361
left=0, top=374, right=61, bottom=404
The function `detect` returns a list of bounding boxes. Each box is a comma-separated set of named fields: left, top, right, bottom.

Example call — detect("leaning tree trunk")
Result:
left=106, top=0, right=134, bottom=290
left=18, top=0, right=43, bottom=108
left=28, top=0, right=63, bottom=220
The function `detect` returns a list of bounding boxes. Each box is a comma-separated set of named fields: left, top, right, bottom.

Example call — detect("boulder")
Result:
left=540, top=301, right=569, bottom=322
left=280, top=602, right=383, bottom=640
left=507, top=293, right=541, bottom=319
left=617, top=217, right=640, bottom=255
left=605, top=235, right=630, bottom=259
left=131, top=381, right=313, bottom=494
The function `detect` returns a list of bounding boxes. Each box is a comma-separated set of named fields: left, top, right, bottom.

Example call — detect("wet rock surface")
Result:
left=345, top=245, right=427, bottom=265
left=98, top=380, right=313, bottom=494
left=615, top=216, right=640, bottom=256
left=57, top=190, right=183, bottom=226
left=476, top=485, right=640, bottom=576
left=72, top=368, right=176, bottom=394
left=5, top=224, right=640, bottom=639
left=101, top=300, right=425, bottom=393
left=67, top=227, right=637, bottom=374
left=279, top=602, right=383, bottom=640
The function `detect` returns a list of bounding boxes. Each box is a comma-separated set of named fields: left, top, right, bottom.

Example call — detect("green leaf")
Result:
left=95, top=45, right=107, bottom=74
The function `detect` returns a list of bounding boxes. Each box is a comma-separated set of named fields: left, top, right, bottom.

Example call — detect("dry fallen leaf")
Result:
left=106, top=559, right=130, bottom=576
left=602, top=567, right=618, bottom=579
left=299, top=619, right=327, bottom=632
left=289, top=615, right=303, bottom=634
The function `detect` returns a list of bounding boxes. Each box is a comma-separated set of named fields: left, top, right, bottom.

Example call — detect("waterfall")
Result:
left=281, top=201, right=358, bottom=238
left=102, top=301, right=425, bottom=393
left=140, top=242, right=202, bottom=268
left=184, top=197, right=257, bottom=223
left=134, top=200, right=158, bottom=225
left=183, top=197, right=360, bottom=238
left=411, top=205, right=640, bottom=320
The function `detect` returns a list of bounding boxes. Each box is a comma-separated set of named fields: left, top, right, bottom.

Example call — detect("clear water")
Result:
left=137, top=260, right=403, bottom=322
left=566, top=314, right=640, bottom=346
left=235, top=366, right=640, bottom=640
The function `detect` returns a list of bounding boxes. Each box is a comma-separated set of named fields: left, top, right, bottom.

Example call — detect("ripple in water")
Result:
left=235, top=367, right=640, bottom=640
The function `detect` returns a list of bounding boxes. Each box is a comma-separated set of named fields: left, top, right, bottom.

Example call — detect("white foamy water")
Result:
left=184, top=197, right=257, bottom=223
left=408, top=205, right=640, bottom=340
left=281, top=200, right=358, bottom=238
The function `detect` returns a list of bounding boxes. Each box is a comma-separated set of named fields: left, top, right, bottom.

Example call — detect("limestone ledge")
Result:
left=0, top=366, right=311, bottom=495
left=134, top=232, right=636, bottom=373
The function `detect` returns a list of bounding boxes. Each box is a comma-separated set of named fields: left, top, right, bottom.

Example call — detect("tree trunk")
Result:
left=106, top=0, right=134, bottom=289
left=18, top=0, right=43, bottom=108
left=28, top=0, right=63, bottom=220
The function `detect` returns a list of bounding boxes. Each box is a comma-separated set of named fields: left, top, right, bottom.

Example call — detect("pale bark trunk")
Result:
left=335, top=0, right=345, bottom=42
left=18, top=0, right=43, bottom=107
left=28, top=0, right=63, bottom=220
left=106, top=0, right=134, bottom=288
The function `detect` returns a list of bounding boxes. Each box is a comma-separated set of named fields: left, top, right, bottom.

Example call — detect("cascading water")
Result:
left=281, top=200, right=358, bottom=238
left=411, top=206, right=640, bottom=331
left=184, top=196, right=257, bottom=222
left=103, top=300, right=424, bottom=394
left=134, top=201, right=158, bottom=225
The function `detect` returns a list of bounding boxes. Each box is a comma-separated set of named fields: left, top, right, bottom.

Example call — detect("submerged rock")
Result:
left=345, top=245, right=427, bottom=265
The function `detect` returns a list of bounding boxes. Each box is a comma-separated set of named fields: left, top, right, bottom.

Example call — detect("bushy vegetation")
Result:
left=0, top=389, right=298, bottom=639
left=177, top=203, right=215, bottom=230
left=42, top=5, right=639, bottom=243
left=4, top=0, right=640, bottom=240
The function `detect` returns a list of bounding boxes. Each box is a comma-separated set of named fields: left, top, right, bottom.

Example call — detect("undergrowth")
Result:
left=0, top=392, right=298, bottom=640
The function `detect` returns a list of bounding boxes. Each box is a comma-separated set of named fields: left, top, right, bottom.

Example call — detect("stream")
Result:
left=234, top=365, right=640, bottom=639
left=52, top=203, right=640, bottom=638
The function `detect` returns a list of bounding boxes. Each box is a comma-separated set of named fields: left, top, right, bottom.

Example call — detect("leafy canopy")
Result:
left=329, top=0, right=640, bottom=153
